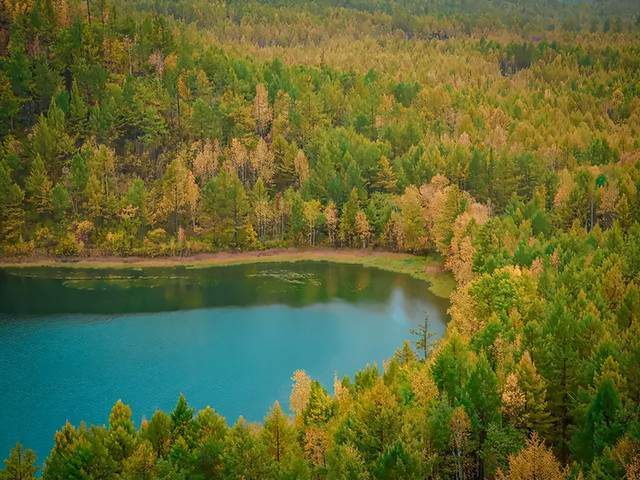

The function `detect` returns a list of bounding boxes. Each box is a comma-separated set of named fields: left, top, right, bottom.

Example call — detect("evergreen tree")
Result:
left=572, top=379, right=624, bottom=464
left=261, top=401, right=297, bottom=464
left=0, top=443, right=37, bottom=480
left=0, top=161, right=24, bottom=243
left=26, top=155, right=53, bottom=217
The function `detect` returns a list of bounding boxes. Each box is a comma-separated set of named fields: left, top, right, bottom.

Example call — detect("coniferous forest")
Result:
left=1, top=0, right=640, bottom=478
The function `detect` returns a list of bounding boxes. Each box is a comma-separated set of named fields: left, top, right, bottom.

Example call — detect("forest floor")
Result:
left=0, top=248, right=456, bottom=299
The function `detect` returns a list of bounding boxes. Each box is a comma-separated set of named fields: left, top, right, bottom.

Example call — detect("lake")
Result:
left=0, top=261, right=448, bottom=461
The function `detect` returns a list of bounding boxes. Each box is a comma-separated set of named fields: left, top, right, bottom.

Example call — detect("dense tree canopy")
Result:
left=1, top=0, right=640, bottom=478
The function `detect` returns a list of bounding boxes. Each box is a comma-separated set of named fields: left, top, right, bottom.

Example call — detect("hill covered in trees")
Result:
left=1, top=0, right=640, bottom=478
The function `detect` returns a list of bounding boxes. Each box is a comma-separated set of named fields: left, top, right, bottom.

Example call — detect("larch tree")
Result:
left=290, top=370, right=312, bottom=426
left=0, top=443, right=37, bottom=480
left=193, top=139, right=220, bottom=186
left=253, top=83, right=272, bottom=138
left=372, top=155, right=397, bottom=193
left=394, top=186, right=426, bottom=252
left=324, top=201, right=338, bottom=247
left=160, top=152, right=199, bottom=235
left=497, top=433, right=566, bottom=480
left=354, top=210, right=371, bottom=248
left=293, top=149, right=310, bottom=188
left=303, top=199, right=322, bottom=246
left=251, top=137, right=275, bottom=186
left=261, top=401, right=297, bottom=463
left=517, top=351, right=552, bottom=436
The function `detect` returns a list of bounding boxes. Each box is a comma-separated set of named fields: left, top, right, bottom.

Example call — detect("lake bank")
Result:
left=0, top=249, right=455, bottom=299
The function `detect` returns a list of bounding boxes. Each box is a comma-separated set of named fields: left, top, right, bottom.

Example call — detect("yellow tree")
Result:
left=253, top=83, right=272, bottom=137
left=303, top=199, right=322, bottom=246
left=251, top=138, right=275, bottom=186
left=497, top=433, right=566, bottom=480
left=394, top=186, right=426, bottom=252
left=160, top=152, right=199, bottom=235
left=193, top=140, right=220, bottom=186
left=502, top=372, right=526, bottom=423
left=355, top=210, right=371, bottom=249
left=293, top=149, right=310, bottom=187
left=228, top=138, right=248, bottom=184
left=324, top=201, right=338, bottom=246
left=290, top=370, right=312, bottom=426
left=372, top=155, right=397, bottom=193
left=261, top=401, right=297, bottom=464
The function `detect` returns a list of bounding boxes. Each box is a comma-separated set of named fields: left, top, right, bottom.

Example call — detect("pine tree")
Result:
left=261, top=401, right=297, bottom=463
left=572, top=379, right=624, bottom=464
left=304, top=381, right=335, bottom=427
left=410, top=314, right=437, bottom=361
left=69, top=80, right=88, bottom=138
left=465, top=354, right=501, bottom=479
left=122, top=441, right=156, bottom=480
left=107, top=400, right=136, bottom=463
left=344, top=379, right=401, bottom=463
left=160, top=153, right=199, bottom=234
left=339, top=188, right=360, bottom=247
left=26, top=155, right=53, bottom=216
left=326, top=444, right=368, bottom=480
left=51, top=184, right=71, bottom=222
left=171, top=394, right=195, bottom=440
left=223, top=418, right=275, bottom=480
left=30, top=100, right=73, bottom=178
left=203, top=170, right=250, bottom=248
left=517, top=351, right=552, bottom=436
left=0, top=161, right=24, bottom=242
left=0, top=443, right=37, bottom=480
left=372, top=155, right=397, bottom=193
left=272, top=135, right=296, bottom=190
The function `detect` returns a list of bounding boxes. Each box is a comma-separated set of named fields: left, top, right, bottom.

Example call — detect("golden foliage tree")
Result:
left=497, top=433, right=566, bottom=480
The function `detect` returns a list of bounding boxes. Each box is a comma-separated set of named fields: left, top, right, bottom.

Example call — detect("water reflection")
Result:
left=0, top=261, right=448, bottom=315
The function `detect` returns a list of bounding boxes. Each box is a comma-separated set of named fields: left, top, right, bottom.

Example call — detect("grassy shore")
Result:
left=0, top=249, right=456, bottom=299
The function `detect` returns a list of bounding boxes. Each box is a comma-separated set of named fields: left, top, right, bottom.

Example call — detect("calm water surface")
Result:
left=0, top=261, right=447, bottom=460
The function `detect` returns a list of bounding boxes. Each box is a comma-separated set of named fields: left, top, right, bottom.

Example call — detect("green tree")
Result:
left=223, top=418, right=275, bottom=480
left=171, top=394, right=195, bottom=440
left=26, top=155, right=53, bottom=217
left=410, top=314, right=437, bottom=361
left=0, top=443, right=37, bottom=480
left=0, top=161, right=24, bottom=243
left=572, top=379, right=624, bottom=464
left=108, top=400, right=136, bottom=464
left=160, top=154, right=199, bottom=235
left=341, top=379, right=401, bottom=463
left=261, top=401, right=297, bottom=464
left=339, top=188, right=360, bottom=247
left=51, top=184, right=71, bottom=223
left=203, top=170, right=251, bottom=248
left=30, top=100, right=73, bottom=178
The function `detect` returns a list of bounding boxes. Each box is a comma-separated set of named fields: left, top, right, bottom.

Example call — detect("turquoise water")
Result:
left=0, top=261, right=447, bottom=461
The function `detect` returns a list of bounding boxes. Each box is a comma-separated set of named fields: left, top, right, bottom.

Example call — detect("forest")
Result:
left=1, top=0, right=640, bottom=478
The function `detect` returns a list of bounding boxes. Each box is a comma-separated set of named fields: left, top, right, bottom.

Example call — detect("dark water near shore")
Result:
left=0, top=261, right=447, bottom=461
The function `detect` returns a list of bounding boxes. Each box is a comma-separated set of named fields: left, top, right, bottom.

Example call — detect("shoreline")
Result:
left=0, top=248, right=455, bottom=299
